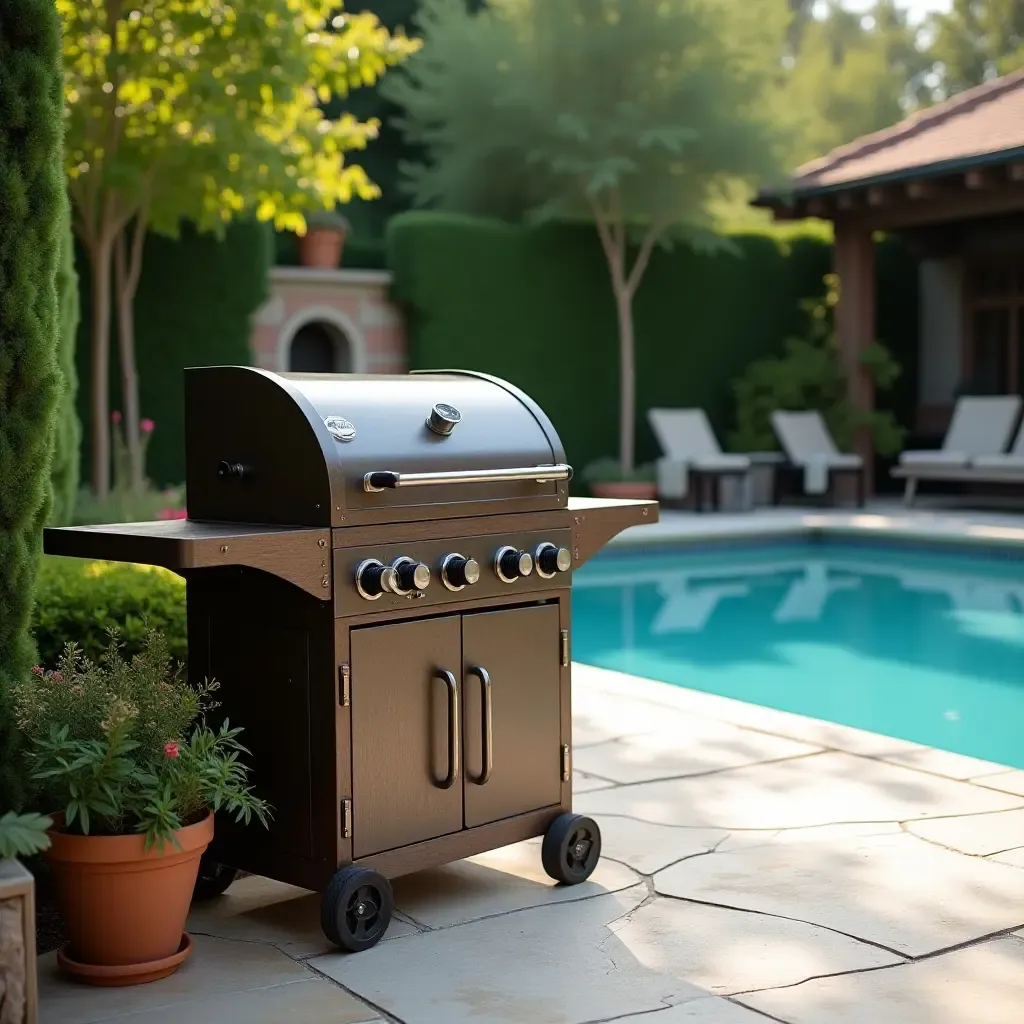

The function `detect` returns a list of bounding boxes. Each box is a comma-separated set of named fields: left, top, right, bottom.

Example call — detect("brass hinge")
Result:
left=561, top=743, right=571, bottom=782
left=338, top=663, right=350, bottom=707
left=560, top=629, right=569, bottom=667
left=341, top=798, right=352, bottom=839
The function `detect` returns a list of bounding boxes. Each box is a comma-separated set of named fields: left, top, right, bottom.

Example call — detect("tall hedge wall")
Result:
left=74, top=220, right=272, bottom=487
left=387, top=212, right=920, bottom=480
left=0, top=0, right=65, bottom=808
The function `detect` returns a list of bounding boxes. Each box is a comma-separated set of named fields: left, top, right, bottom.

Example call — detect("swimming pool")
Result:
left=572, top=541, right=1024, bottom=770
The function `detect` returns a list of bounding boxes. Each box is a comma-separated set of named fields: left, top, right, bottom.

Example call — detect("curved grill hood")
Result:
left=184, top=367, right=570, bottom=528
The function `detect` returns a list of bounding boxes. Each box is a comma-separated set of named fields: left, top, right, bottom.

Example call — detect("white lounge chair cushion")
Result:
left=801, top=453, right=862, bottom=494
left=692, top=454, right=751, bottom=471
left=941, top=395, right=1022, bottom=457
left=649, top=409, right=724, bottom=461
left=899, top=450, right=971, bottom=468
left=971, top=453, right=1024, bottom=471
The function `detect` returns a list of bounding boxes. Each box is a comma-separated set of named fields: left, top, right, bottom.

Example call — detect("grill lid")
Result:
left=185, top=367, right=570, bottom=528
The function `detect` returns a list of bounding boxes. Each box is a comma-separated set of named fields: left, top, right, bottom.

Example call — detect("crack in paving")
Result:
left=302, top=957, right=407, bottom=1024
left=898, top=819, right=1024, bottom=861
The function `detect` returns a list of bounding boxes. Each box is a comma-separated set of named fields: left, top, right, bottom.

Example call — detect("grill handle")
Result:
left=435, top=670, right=460, bottom=790
left=364, top=464, right=573, bottom=493
left=467, top=666, right=493, bottom=787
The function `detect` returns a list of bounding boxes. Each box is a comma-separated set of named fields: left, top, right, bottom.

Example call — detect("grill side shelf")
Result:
left=43, top=521, right=333, bottom=601
left=569, top=498, right=659, bottom=568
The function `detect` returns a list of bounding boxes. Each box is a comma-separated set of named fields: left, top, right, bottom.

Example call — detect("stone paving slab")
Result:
left=576, top=751, right=1022, bottom=832
left=992, top=847, right=1024, bottom=868
left=572, top=769, right=613, bottom=792
left=908, top=807, right=1024, bottom=857
left=591, top=815, right=731, bottom=875
left=312, top=883, right=896, bottom=1023
left=636, top=998, right=782, bottom=1022
left=390, top=838, right=638, bottom=929
left=38, top=935, right=376, bottom=1024
left=654, top=830, right=1024, bottom=957
left=972, top=770, right=1024, bottom=797
left=739, top=935, right=1024, bottom=1024
left=574, top=722, right=818, bottom=785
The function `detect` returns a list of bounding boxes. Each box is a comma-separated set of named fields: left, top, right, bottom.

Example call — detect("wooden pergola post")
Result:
left=833, top=220, right=876, bottom=496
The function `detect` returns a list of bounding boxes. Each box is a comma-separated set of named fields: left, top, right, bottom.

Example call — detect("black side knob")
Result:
left=393, top=558, right=431, bottom=594
left=536, top=543, right=573, bottom=578
left=355, top=560, right=397, bottom=601
left=442, top=554, right=480, bottom=591
left=495, top=546, right=533, bottom=583
left=218, top=461, right=248, bottom=480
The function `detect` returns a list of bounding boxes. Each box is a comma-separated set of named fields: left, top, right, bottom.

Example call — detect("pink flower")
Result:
left=51, top=672, right=63, bottom=682
left=111, top=410, right=122, bottom=424
left=31, top=665, right=44, bottom=677
left=140, top=418, right=155, bottom=434
left=157, top=507, right=188, bottom=521
left=164, top=742, right=180, bottom=759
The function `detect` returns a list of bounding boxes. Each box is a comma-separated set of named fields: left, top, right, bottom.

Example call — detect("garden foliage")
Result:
left=0, top=0, right=66, bottom=809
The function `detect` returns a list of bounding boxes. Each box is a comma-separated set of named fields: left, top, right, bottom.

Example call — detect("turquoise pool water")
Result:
left=572, top=542, right=1024, bottom=770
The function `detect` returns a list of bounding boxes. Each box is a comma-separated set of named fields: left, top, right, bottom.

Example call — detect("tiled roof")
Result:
left=782, top=69, right=1024, bottom=194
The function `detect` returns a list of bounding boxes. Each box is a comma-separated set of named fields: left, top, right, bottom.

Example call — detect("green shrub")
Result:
left=49, top=209, right=82, bottom=526
left=71, top=483, right=186, bottom=527
left=730, top=274, right=906, bottom=456
left=0, top=0, right=66, bottom=808
left=32, top=557, right=187, bottom=670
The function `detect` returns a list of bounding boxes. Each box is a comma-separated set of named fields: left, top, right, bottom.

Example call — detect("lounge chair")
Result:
left=770, top=411, right=864, bottom=506
left=648, top=408, right=751, bottom=511
left=891, top=395, right=1022, bottom=505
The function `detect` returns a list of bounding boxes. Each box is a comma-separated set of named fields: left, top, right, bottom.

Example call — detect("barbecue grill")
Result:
left=44, top=367, right=658, bottom=952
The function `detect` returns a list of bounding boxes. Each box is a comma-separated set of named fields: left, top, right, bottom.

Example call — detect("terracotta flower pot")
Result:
left=45, top=811, right=214, bottom=986
left=297, top=226, right=346, bottom=269
left=589, top=482, right=658, bottom=500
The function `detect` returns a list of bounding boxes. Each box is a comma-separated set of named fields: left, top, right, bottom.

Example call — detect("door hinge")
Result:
left=341, top=798, right=352, bottom=839
left=561, top=743, right=571, bottom=782
left=338, top=663, right=350, bottom=707
left=560, top=629, right=569, bottom=667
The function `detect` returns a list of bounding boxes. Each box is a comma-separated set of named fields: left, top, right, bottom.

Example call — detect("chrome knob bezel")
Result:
left=441, top=553, right=480, bottom=592
left=355, top=558, right=398, bottom=601
left=391, top=556, right=431, bottom=595
left=495, top=545, right=533, bottom=584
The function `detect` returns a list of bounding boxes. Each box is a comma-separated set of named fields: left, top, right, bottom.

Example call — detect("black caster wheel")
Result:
left=542, top=813, right=602, bottom=885
left=192, top=858, right=239, bottom=901
left=321, top=866, right=393, bottom=952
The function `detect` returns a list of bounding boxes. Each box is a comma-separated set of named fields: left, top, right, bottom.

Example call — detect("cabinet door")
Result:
left=462, top=604, right=563, bottom=829
left=351, top=616, right=463, bottom=858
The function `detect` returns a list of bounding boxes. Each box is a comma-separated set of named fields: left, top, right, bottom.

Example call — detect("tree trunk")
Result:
left=88, top=233, right=114, bottom=498
left=613, top=283, right=636, bottom=474
left=114, top=230, right=144, bottom=490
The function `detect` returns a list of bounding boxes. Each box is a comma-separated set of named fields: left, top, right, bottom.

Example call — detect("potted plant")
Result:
left=581, top=457, right=658, bottom=500
left=0, top=811, right=51, bottom=1024
left=12, top=631, right=270, bottom=987
left=297, top=209, right=349, bottom=269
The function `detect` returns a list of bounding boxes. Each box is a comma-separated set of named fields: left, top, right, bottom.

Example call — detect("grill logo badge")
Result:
left=324, top=416, right=356, bottom=442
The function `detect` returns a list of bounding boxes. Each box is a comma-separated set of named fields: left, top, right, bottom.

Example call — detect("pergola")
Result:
left=755, top=69, right=1024, bottom=493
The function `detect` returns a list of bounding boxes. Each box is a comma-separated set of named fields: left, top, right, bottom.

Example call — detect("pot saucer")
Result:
left=57, top=932, right=193, bottom=987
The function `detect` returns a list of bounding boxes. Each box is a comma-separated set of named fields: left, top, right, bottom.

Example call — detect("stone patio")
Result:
left=38, top=660, right=1024, bottom=1024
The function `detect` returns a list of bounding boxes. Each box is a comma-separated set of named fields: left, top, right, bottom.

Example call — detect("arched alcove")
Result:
left=287, top=320, right=352, bottom=373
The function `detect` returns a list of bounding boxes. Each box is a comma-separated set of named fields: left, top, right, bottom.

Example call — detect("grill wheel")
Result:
left=192, top=858, right=240, bottom=902
left=321, top=866, right=394, bottom=952
left=541, top=813, right=603, bottom=885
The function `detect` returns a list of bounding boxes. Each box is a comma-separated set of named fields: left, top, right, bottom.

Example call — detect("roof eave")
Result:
left=754, top=145, right=1024, bottom=210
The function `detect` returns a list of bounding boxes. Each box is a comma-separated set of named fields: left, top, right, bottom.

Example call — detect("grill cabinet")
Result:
left=45, top=367, right=658, bottom=951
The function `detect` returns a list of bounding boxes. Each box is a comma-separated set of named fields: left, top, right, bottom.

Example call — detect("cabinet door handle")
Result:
left=467, top=666, right=493, bottom=786
left=436, top=670, right=459, bottom=790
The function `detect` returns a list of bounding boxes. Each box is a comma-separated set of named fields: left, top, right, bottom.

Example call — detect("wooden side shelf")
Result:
left=43, top=521, right=333, bottom=600
left=568, top=498, right=659, bottom=567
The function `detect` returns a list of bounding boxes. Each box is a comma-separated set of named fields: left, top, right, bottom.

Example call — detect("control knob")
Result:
left=495, top=546, right=534, bottom=583
left=391, top=556, right=431, bottom=595
left=441, top=553, right=481, bottom=592
left=535, top=543, right=573, bottom=578
left=355, top=559, right=398, bottom=601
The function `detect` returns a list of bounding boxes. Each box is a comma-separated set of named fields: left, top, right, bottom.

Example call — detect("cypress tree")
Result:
left=0, top=0, right=65, bottom=808
left=49, top=209, right=81, bottom=526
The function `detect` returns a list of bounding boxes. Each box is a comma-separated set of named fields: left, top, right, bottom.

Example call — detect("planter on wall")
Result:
left=297, top=226, right=347, bottom=269
left=45, top=812, right=213, bottom=987
left=0, top=859, right=37, bottom=1024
